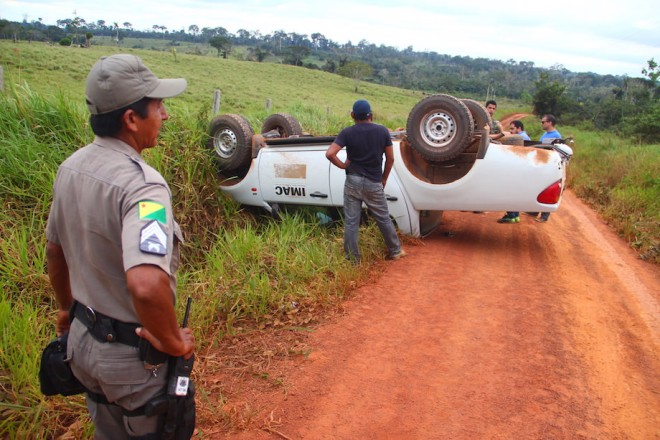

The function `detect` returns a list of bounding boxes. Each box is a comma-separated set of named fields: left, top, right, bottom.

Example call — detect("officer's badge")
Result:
left=138, top=201, right=166, bottom=224
left=140, top=221, right=168, bottom=255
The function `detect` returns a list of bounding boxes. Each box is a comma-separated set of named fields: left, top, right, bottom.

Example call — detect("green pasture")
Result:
left=0, top=40, right=657, bottom=438
left=0, top=40, right=422, bottom=131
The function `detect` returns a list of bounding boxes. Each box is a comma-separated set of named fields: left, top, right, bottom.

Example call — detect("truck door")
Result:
left=258, top=149, right=334, bottom=206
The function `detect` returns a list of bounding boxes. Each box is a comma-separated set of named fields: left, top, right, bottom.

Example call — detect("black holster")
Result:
left=144, top=383, right=196, bottom=440
left=39, top=332, right=85, bottom=396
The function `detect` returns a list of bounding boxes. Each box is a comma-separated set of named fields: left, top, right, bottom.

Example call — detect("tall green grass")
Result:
left=566, top=130, right=659, bottom=262
left=0, top=84, right=86, bottom=211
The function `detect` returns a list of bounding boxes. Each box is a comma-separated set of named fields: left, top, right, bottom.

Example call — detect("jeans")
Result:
left=540, top=212, right=551, bottom=220
left=343, top=174, right=401, bottom=262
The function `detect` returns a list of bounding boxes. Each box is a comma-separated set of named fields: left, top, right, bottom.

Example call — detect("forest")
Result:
left=1, top=17, right=658, bottom=142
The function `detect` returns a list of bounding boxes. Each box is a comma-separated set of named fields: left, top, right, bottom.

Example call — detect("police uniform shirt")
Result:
left=46, top=136, right=182, bottom=323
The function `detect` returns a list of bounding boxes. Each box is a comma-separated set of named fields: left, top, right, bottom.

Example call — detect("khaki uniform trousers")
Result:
left=67, top=319, right=168, bottom=439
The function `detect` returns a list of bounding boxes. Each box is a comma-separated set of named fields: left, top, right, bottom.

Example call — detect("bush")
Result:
left=622, top=101, right=660, bottom=143
left=58, top=37, right=71, bottom=46
left=532, top=72, right=571, bottom=118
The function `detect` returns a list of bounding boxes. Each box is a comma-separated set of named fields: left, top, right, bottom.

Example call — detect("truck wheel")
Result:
left=406, top=94, right=474, bottom=162
left=261, top=113, right=303, bottom=138
left=461, top=99, right=491, bottom=132
left=500, top=134, right=524, bottom=146
left=207, top=114, right=254, bottom=172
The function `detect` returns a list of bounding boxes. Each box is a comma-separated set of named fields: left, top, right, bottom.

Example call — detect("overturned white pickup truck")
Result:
left=208, top=94, right=573, bottom=237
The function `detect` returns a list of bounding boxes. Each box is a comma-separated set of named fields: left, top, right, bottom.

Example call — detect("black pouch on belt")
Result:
left=39, top=332, right=85, bottom=396
left=138, top=337, right=170, bottom=366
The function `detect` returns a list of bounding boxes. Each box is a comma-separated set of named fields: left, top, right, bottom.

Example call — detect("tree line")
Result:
left=1, top=17, right=658, bottom=142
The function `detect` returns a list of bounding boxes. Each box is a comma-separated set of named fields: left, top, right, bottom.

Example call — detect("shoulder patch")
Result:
left=139, top=220, right=168, bottom=255
left=139, top=201, right=167, bottom=224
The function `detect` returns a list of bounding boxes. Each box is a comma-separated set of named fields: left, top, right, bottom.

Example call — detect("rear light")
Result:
left=537, top=180, right=562, bottom=204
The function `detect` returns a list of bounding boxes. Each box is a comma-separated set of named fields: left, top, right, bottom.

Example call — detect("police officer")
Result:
left=46, top=54, right=195, bottom=439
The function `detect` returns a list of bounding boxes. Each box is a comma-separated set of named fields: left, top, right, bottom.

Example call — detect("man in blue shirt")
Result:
left=509, top=119, right=531, bottom=141
left=539, top=114, right=562, bottom=142
left=326, top=99, right=405, bottom=262
left=537, top=114, right=562, bottom=222
left=497, top=120, right=532, bottom=223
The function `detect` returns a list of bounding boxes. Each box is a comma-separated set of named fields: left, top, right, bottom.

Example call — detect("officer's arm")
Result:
left=46, top=241, right=73, bottom=336
left=127, top=264, right=195, bottom=359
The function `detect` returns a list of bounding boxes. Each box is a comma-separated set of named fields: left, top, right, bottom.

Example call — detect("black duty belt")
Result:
left=71, top=301, right=141, bottom=347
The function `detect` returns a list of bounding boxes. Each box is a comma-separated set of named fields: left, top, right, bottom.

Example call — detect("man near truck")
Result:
left=536, top=114, right=563, bottom=222
left=485, top=100, right=506, bottom=140
left=497, top=120, right=532, bottom=224
left=326, top=99, right=405, bottom=263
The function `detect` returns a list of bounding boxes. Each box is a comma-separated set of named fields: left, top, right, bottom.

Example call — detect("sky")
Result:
left=2, top=0, right=659, bottom=78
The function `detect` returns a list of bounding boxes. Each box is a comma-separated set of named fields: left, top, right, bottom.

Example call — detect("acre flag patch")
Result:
left=138, top=201, right=166, bottom=224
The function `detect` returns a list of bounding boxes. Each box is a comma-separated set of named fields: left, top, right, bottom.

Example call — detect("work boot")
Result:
left=497, top=215, right=520, bottom=223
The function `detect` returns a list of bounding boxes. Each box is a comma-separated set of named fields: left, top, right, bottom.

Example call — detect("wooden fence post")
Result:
left=213, top=90, right=221, bottom=114
left=266, top=99, right=272, bottom=112
left=0, top=66, right=4, bottom=91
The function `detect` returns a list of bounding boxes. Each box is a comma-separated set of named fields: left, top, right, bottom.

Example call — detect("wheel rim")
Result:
left=213, top=128, right=238, bottom=159
left=419, top=111, right=456, bottom=148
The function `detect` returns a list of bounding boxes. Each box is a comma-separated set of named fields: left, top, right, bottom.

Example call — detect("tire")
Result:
left=461, top=99, right=491, bottom=132
left=500, top=134, right=524, bottom=146
left=261, top=113, right=303, bottom=138
left=207, top=114, right=254, bottom=172
left=406, top=94, right=474, bottom=162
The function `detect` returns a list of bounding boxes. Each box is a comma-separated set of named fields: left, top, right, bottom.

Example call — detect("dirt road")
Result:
left=200, top=190, right=659, bottom=439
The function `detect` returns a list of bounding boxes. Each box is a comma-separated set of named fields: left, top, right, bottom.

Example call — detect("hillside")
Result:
left=1, top=18, right=628, bottom=99
left=0, top=40, right=434, bottom=132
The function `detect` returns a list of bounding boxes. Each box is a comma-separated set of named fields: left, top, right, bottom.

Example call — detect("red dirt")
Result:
left=198, top=189, right=660, bottom=439
left=500, top=113, right=533, bottom=130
